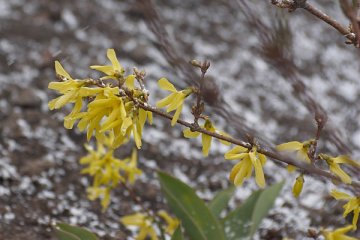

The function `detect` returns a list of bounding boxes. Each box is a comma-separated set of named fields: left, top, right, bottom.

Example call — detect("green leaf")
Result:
left=223, top=181, right=284, bottom=239
left=55, top=228, right=81, bottom=240
left=54, top=223, right=98, bottom=240
left=208, top=186, right=235, bottom=217
left=158, top=171, right=226, bottom=240
left=223, top=190, right=262, bottom=239
left=250, top=181, right=284, bottom=237
left=171, top=226, right=184, bottom=240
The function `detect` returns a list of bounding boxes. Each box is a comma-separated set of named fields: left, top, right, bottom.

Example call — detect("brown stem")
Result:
left=272, top=1, right=356, bottom=45
left=137, top=102, right=360, bottom=190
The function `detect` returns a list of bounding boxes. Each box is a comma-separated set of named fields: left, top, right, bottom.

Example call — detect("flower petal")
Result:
left=55, top=61, right=72, bottom=79
left=276, top=141, right=303, bottom=151
left=90, top=65, right=114, bottom=75
left=171, top=104, right=182, bottom=126
left=158, top=78, right=177, bottom=92
left=202, top=134, right=212, bottom=156
left=183, top=128, right=200, bottom=138
left=250, top=151, right=266, bottom=188
left=125, top=75, right=135, bottom=89
left=107, top=48, right=122, bottom=71
left=330, top=189, right=351, bottom=200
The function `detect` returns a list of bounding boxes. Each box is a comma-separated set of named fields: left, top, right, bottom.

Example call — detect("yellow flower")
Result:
left=321, top=225, right=357, bottom=240
left=331, top=189, right=360, bottom=229
left=90, top=48, right=125, bottom=80
left=276, top=140, right=314, bottom=171
left=80, top=134, right=142, bottom=210
left=49, top=61, right=107, bottom=129
left=157, top=210, right=180, bottom=235
left=225, top=146, right=267, bottom=188
left=183, top=119, right=230, bottom=156
left=292, top=174, right=304, bottom=198
left=121, top=213, right=158, bottom=240
left=319, top=154, right=359, bottom=184
left=123, top=149, right=142, bottom=184
left=87, top=186, right=111, bottom=210
left=156, top=78, right=193, bottom=126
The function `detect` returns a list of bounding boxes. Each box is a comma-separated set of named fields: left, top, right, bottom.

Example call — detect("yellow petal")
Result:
left=107, top=48, right=122, bottom=71
left=224, top=146, right=248, bottom=159
left=156, top=93, right=176, bottom=108
left=329, top=163, right=352, bottom=184
left=147, top=111, right=153, bottom=125
left=158, top=78, right=177, bottom=92
left=330, top=189, right=351, bottom=200
left=229, top=161, right=243, bottom=182
left=55, top=61, right=72, bottom=79
left=202, top=134, right=212, bottom=156
left=352, top=208, right=359, bottom=229
left=90, top=65, right=113, bottom=75
left=225, top=152, right=248, bottom=160
left=183, top=128, right=200, bottom=138
left=171, top=104, right=182, bottom=126
left=333, top=155, right=360, bottom=167
left=276, top=141, right=303, bottom=151
left=125, top=75, right=135, bottom=89
left=133, top=125, right=142, bottom=149
left=234, top=159, right=252, bottom=186
left=250, top=151, right=266, bottom=188
left=121, top=213, right=146, bottom=226
left=166, top=93, right=184, bottom=112
left=292, top=174, right=304, bottom=198
left=121, top=117, right=133, bottom=135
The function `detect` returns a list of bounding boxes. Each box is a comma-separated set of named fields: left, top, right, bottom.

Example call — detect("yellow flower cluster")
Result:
left=80, top=133, right=142, bottom=210
left=120, top=210, right=179, bottom=240
left=48, top=49, right=155, bottom=209
left=225, top=146, right=267, bottom=188
left=276, top=140, right=359, bottom=198
left=48, top=49, right=153, bottom=149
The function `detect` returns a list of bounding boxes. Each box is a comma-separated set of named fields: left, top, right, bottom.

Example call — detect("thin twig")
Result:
left=137, top=102, right=360, bottom=190
left=272, top=0, right=357, bottom=45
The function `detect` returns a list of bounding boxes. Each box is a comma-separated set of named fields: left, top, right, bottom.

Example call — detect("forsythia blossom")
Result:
left=319, top=154, right=359, bottom=184
left=120, top=213, right=158, bottom=240
left=330, top=189, right=360, bottom=229
left=321, top=225, right=357, bottom=240
left=90, top=48, right=125, bottom=80
left=183, top=119, right=230, bottom=156
left=80, top=133, right=142, bottom=210
left=156, top=78, right=193, bottom=126
left=276, top=139, right=314, bottom=171
left=225, top=145, right=266, bottom=188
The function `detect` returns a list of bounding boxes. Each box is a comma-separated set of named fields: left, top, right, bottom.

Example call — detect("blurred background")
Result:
left=0, top=0, right=359, bottom=239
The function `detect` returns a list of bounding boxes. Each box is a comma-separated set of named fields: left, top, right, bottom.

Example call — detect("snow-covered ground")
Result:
left=0, top=0, right=359, bottom=239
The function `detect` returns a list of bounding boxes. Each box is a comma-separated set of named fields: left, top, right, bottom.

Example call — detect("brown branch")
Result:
left=137, top=102, right=360, bottom=190
left=271, top=0, right=357, bottom=46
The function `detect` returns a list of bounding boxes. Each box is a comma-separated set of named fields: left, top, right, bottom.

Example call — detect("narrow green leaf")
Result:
left=223, top=181, right=284, bottom=239
left=171, top=226, right=184, bottom=240
left=55, top=228, right=81, bottom=240
left=158, top=171, right=226, bottom=240
left=55, top=223, right=98, bottom=240
left=223, top=190, right=262, bottom=239
left=250, top=181, right=284, bottom=237
left=208, top=186, right=235, bottom=217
